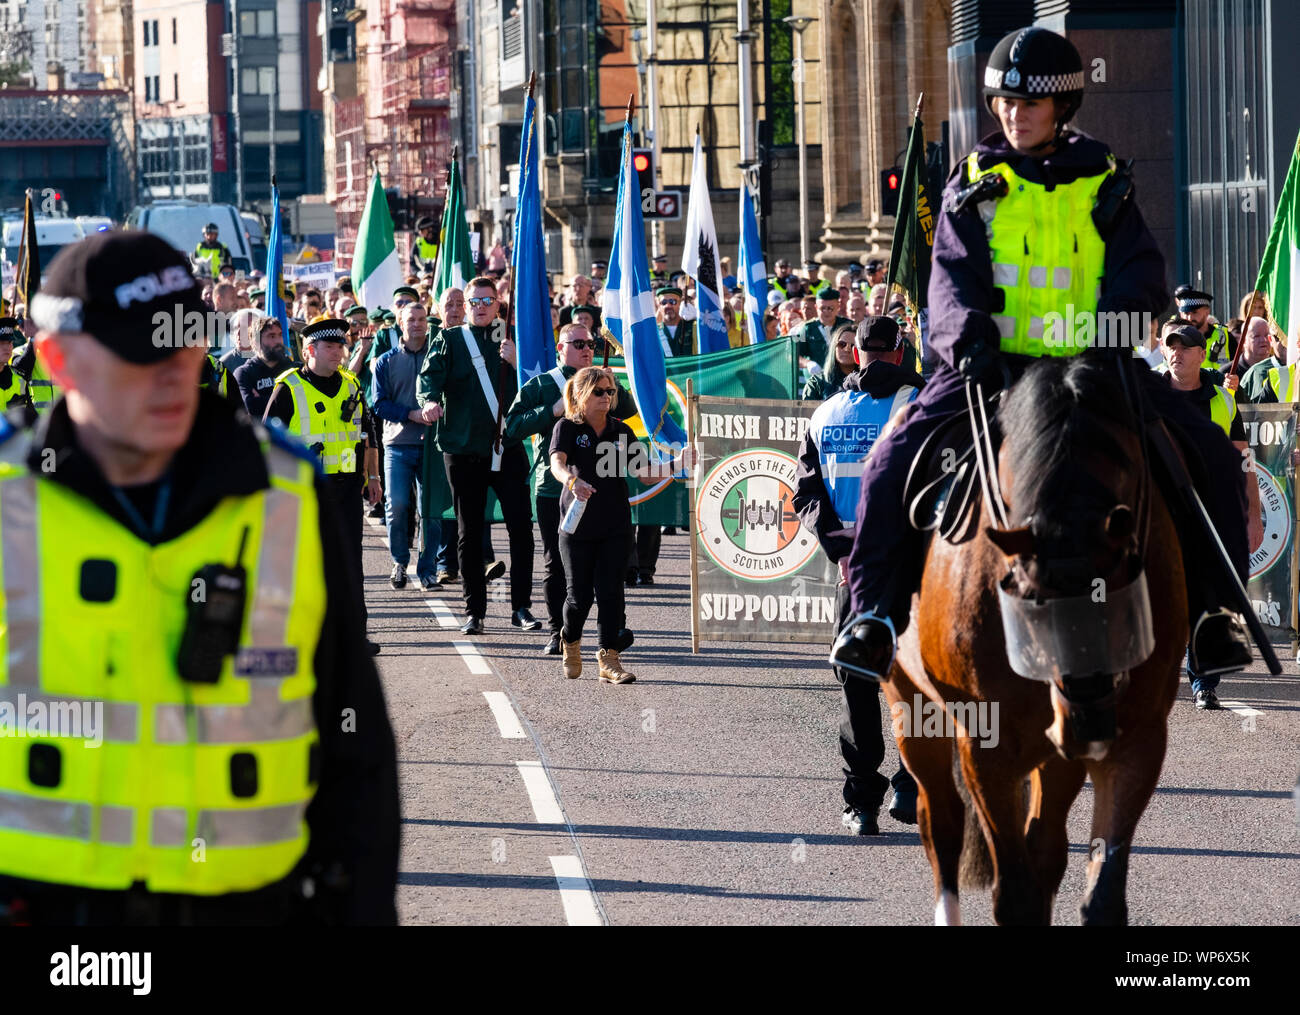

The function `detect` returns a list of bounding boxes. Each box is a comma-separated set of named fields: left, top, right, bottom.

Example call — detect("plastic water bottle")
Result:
left=560, top=492, right=587, bottom=534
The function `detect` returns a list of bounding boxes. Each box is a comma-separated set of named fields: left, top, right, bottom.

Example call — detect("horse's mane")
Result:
left=997, top=356, right=1138, bottom=544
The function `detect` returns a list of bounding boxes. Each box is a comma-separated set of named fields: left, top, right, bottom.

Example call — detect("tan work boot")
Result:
left=561, top=638, right=582, bottom=679
left=597, top=648, right=636, bottom=684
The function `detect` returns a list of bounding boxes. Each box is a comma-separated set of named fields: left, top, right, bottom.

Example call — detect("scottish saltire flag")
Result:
left=266, top=183, right=290, bottom=338
left=681, top=133, right=729, bottom=354
left=512, top=88, right=555, bottom=387
left=604, top=119, right=688, bottom=451
left=1257, top=131, right=1300, bottom=399
left=738, top=175, right=768, bottom=344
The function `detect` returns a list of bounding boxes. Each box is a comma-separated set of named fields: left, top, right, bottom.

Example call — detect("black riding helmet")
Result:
left=983, top=26, right=1085, bottom=133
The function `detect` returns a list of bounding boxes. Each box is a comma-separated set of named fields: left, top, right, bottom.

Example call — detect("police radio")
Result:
left=177, top=526, right=250, bottom=684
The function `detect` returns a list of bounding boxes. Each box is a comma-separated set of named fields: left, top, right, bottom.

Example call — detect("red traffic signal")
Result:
left=632, top=151, right=651, bottom=173
left=632, top=147, right=654, bottom=194
left=880, top=166, right=902, bottom=217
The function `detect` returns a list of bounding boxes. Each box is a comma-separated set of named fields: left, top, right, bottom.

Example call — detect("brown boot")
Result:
left=597, top=648, right=636, bottom=684
left=561, top=638, right=582, bottom=679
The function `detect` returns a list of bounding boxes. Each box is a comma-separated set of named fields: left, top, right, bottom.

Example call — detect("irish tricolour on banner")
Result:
left=604, top=112, right=687, bottom=452
left=353, top=171, right=403, bottom=312
left=1257, top=131, right=1300, bottom=400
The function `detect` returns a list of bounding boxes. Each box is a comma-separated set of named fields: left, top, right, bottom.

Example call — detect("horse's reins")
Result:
left=966, top=380, right=1010, bottom=531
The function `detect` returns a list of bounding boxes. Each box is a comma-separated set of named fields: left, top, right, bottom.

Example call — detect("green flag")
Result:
left=885, top=101, right=934, bottom=318
left=353, top=170, right=403, bottom=312
left=434, top=154, right=475, bottom=299
left=1256, top=131, right=1300, bottom=399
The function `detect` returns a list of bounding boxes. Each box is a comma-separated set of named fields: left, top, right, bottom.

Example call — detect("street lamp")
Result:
left=782, top=15, right=816, bottom=267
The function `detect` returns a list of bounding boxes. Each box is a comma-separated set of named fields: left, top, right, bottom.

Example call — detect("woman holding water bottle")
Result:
left=549, top=367, right=696, bottom=683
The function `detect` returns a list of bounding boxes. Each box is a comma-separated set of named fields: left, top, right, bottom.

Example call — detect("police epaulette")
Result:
left=259, top=419, right=324, bottom=475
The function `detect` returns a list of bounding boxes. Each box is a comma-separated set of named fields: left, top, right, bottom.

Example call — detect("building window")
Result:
left=171, top=18, right=177, bottom=44
left=142, top=19, right=158, bottom=47
left=144, top=74, right=161, bottom=102
left=241, top=65, right=277, bottom=95
left=173, top=72, right=179, bottom=100
left=239, top=9, right=275, bottom=36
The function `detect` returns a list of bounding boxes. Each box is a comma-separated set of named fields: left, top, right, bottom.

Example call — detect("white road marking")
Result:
left=426, top=598, right=459, bottom=629
left=549, top=855, right=602, bottom=926
left=454, top=640, right=492, bottom=675
left=516, top=760, right=565, bottom=824
left=482, top=691, right=526, bottom=739
left=364, top=514, right=384, bottom=529
left=1218, top=700, right=1263, bottom=717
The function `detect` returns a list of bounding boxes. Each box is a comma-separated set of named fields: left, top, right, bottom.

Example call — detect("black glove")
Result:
left=957, top=340, right=1003, bottom=389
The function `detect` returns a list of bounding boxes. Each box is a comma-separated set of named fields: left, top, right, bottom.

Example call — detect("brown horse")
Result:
left=887, top=354, right=1185, bottom=925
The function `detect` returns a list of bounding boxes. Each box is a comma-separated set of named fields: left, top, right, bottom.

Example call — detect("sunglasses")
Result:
left=466, top=296, right=496, bottom=307
left=659, top=298, right=679, bottom=306
left=590, top=387, right=616, bottom=398
left=393, top=299, right=413, bottom=308
left=565, top=339, right=599, bottom=350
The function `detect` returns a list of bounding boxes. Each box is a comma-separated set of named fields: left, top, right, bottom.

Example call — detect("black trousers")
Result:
left=444, top=445, right=534, bottom=618
left=559, top=529, right=628, bottom=650
left=536, top=496, right=566, bottom=633
left=834, top=584, right=915, bottom=811
left=628, top=524, right=661, bottom=578
left=322, top=474, right=367, bottom=634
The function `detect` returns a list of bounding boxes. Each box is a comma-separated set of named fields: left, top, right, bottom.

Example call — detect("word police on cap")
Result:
left=116, top=266, right=197, bottom=310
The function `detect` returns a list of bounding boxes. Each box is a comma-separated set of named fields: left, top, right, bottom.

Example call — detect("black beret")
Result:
left=816, top=287, right=841, bottom=302
left=0, top=317, right=21, bottom=342
left=367, top=308, right=387, bottom=323
left=1163, top=323, right=1206, bottom=349
left=655, top=286, right=683, bottom=298
left=30, top=231, right=207, bottom=364
left=345, top=304, right=369, bottom=318
left=855, top=315, right=901, bottom=352
left=382, top=311, right=397, bottom=324
left=302, top=318, right=350, bottom=344
left=392, top=285, right=419, bottom=299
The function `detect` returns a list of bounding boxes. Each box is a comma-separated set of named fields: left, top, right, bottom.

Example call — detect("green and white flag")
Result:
left=1257, top=131, right=1300, bottom=400
left=353, top=170, right=403, bottom=312
left=434, top=154, right=475, bottom=300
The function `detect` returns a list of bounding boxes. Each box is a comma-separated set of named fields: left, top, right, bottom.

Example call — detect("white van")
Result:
left=125, top=201, right=254, bottom=273
left=1, top=217, right=86, bottom=276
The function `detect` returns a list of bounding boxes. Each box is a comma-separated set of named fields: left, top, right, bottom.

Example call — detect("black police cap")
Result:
left=1174, top=284, right=1213, bottom=308
left=415, top=216, right=436, bottom=231
left=302, top=318, right=350, bottom=344
left=855, top=315, right=901, bottom=352
left=0, top=317, right=21, bottom=343
left=30, top=231, right=206, bottom=364
left=865, top=259, right=884, bottom=272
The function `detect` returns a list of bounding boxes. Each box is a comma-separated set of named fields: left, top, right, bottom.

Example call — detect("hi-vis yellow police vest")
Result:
left=965, top=151, right=1112, bottom=358
left=0, top=431, right=325, bottom=894
left=0, top=368, right=24, bottom=408
left=274, top=368, right=362, bottom=474
left=1208, top=384, right=1238, bottom=436
left=416, top=236, right=438, bottom=264
left=1202, top=324, right=1230, bottom=371
left=15, top=347, right=59, bottom=411
left=1267, top=363, right=1294, bottom=403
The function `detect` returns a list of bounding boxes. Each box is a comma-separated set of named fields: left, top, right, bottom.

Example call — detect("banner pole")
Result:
left=1291, top=404, right=1299, bottom=657
left=687, top=378, right=700, bottom=654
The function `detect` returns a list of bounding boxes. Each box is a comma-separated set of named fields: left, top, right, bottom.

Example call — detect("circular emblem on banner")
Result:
left=697, top=448, right=817, bottom=581
left=1004, top=67, right=1021, bottom=88
left=1249, top=461, right=1291, bottom=580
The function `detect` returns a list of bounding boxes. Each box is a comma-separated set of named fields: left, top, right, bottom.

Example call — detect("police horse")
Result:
left=884, top=354, right=1189, bottom=925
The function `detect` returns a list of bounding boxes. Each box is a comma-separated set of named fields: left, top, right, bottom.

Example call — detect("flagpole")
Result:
left=494, top=76, right=537, bottom=461
left=14, top=188, right=33, bottom=309
left=432, top=144, right=457, bottom=289
left=605, top=93, right=637, bottom=371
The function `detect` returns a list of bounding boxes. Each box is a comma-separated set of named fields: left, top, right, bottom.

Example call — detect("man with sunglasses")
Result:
left=504, top=323, right=635, bottom=654
left=418, top=276, right=540, bottom=635
left=792, top=288, right=852, bottom=380
left=656, top=286, right=696, bottom=358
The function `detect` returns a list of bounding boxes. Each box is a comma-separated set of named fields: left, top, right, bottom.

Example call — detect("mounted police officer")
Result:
left=795, top=316, right=924, bottom=834
left=0, top=231, right=398, bottom=924
left=837, top=26, right=1254, bottom=685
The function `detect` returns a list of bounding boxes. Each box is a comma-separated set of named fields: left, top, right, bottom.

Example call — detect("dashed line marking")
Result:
left=454, top=640, right=492, bottom=675
left=516, top=760, right=565, bottom=824
left=549, top=855, right=602, bottom=926
left=426, top=598, right=459, bottom=628
left=1218, top=700, right=1263, bottom=717
left=482, top=691, right=527, bottom=738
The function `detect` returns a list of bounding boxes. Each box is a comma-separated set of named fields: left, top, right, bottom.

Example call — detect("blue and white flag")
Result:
left=266, top=183, right=290, bottom=338
left=681, top=133, right=729, bottom=354
left=512, top=88, right=555, bottom=387
left=604, top=119, right=688, bottom=452
left=738, top=174, right=768, bottom=344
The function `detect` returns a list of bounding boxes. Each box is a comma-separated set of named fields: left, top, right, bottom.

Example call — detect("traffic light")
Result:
left=881, top=166, right=902, bottom=217
left=633, top=148, right=654, bottom=195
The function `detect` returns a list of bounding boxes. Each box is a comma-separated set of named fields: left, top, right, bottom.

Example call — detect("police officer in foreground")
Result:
left=264, top=318, right=384, bottom=655
left=838, top=26, right=1254, bottom=684
left=794, top=316, right=923, bottom=835
left=0, top=231, right=398, bottom=924
left=193, top=221, right=233, bottom=280
left=1174, top=284, right=1234, bottom=373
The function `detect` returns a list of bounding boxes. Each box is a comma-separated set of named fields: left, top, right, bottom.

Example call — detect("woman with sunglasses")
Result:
left=548, top=367, right=696, bottom=683
left=801, top=322, right=858, bottom=400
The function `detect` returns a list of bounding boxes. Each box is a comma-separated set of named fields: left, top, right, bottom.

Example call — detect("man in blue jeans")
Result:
left=372, top=301, right=440, bottom=589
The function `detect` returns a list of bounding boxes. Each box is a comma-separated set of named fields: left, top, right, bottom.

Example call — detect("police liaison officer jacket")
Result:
left=928, top=131, right=1167, bottom=370
left=793, top=360, right=925, bottom=563
left=0, top=391, right=400, bottom=922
